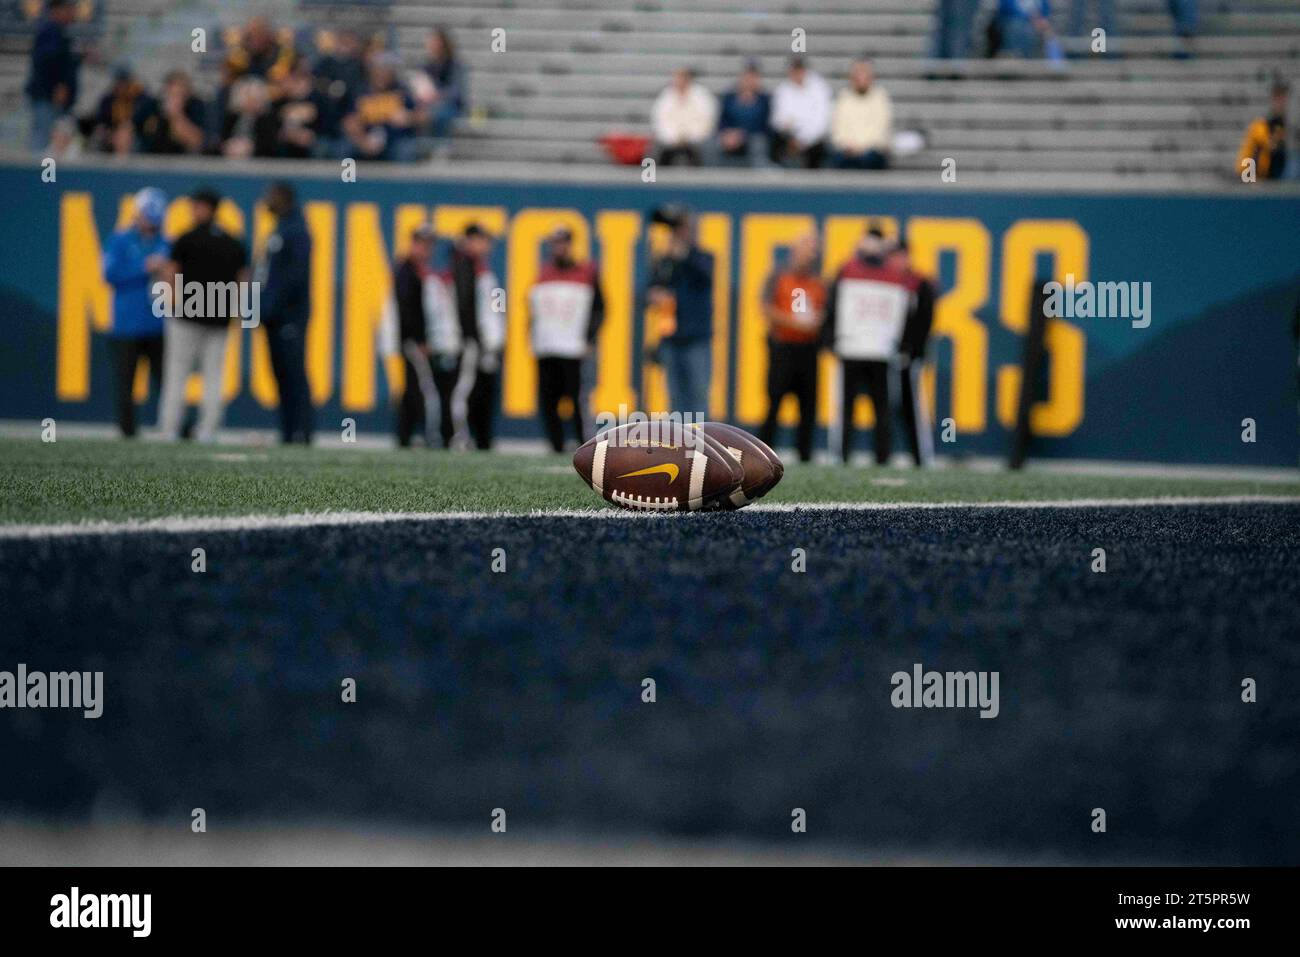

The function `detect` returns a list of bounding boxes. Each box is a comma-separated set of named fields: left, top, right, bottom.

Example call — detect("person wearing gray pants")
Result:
left=157, top=185, right=249, bottom=442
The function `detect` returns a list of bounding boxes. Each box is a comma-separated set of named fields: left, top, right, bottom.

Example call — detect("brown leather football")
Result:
left=693, top=422, right=784, bottom=509
left=573, top=421, right=742, bottom=512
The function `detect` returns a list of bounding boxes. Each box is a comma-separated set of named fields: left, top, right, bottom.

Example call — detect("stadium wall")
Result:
left=1, top=160, right=1297, bottom=465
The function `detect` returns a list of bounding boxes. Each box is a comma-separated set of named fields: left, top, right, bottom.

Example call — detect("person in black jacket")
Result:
left=158, top=185, right=249, bottom=442
left=393, top=225, right=438, bottom=447
left=258, top=181, right=314, bottom=444
left=890, top=240, right=937, bottom=466
left=26, top=0, right=81, bottom=152
left=450, top=224, right=502, bottom=450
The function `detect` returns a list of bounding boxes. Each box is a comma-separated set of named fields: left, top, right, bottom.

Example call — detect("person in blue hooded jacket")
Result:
left=102, top=187, right=169, bottom=437
left=258, top=180, right=314, bottom=444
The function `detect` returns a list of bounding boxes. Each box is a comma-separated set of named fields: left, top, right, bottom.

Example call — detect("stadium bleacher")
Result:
left=2, top=0, right=1298, bottom=180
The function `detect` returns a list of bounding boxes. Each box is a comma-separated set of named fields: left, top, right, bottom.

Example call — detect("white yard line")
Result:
left=1, top=496, right=1298, bottom=540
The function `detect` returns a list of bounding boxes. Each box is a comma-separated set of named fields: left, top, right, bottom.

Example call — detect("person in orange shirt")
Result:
left=1237, top=80, right=1289, bottom=181
left=758, top=231, right=825, bottom=462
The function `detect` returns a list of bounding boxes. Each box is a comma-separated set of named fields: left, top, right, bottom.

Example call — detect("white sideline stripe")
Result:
left=0, top=495, right=1298, bottom=540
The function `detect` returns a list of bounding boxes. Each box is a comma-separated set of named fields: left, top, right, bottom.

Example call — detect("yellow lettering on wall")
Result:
left=996, top=220, right=1088, bottom=436
left=303, top=201, right=337, bottom=404
left=698, top=213, right=732, bottom=420
left=249, top=203, right=278, bottom=408
left=907, top=217, right=990, bottom=432
left=735, top=214, right=816, bottom=425
left=591, top=211, right=641, bottom=416
left=505, top=208, right=590, bottom=417
left=56, top=193, right=111, bottom=400
left=340, top=202, right=397, bottom=411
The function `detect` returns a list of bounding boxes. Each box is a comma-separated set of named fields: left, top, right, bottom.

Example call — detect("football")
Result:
left=573, top=421, right=743, bottom=512
left=694, top=422, right=784, bottom=509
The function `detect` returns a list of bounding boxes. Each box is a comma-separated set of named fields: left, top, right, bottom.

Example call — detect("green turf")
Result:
left=1, top=437, right=1298, bottom=525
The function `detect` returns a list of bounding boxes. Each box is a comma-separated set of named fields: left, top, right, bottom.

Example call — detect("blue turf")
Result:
left=1, top=504, right=1297, bottom=863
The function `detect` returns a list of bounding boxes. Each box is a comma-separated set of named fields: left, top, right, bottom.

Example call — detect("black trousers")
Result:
left=397, top=354, right=425, bottom=448
left=397, top=350, right=460, bottom=449
left=266, top=320, right=313, bottom=444
left=898, top=361, right=928, bottom=467
left=759, top=340, right=818, bottom=462
left=467, top=355, right=500, bottom=451
left=537, top=355, right=585, bottom=453
left=112, top=335, right=163, bottom=437
left=841, top=359, right=891, bottom=465
left=657, top=144, right=702, bottom=167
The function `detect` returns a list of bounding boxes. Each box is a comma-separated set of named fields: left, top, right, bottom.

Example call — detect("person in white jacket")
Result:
left=830, top=58, right=893, bottom=169
left=770, top=56, right=833, bottom=168
left=651, top=67, right=718, bottom=166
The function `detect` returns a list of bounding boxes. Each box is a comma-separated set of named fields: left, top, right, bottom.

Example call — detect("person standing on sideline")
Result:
left=393, top=224, right=443, bottom=446
left=258, top=181, right=313, bottom=444
left=157, top=186, right=248, bottom=442
left=646, top=207, right=714, bottom=418
left=823, top=226, right=914, bottom=465
left=26, top=0, right=81, bottom=152
left=888, top=239, right=937, bottom=467
left=529, top=226, right=605, bottom=452
left=758, top=231, right=825, bottom=463
left=102, top=187, right=169, bottom=437
left=450, top=223, right=503, bottom=450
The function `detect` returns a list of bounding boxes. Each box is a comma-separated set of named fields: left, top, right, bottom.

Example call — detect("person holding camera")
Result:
left=646, top=206, right=714, bottom=419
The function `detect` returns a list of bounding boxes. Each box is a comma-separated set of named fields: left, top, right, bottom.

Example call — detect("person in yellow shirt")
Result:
left=1236, top=81, right=1289, bottom=181
left=829, top=58, right=892, bottom=170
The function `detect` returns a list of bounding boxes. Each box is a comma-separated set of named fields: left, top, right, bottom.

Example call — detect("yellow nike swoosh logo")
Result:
left=616, top=463, right=679, bottom=484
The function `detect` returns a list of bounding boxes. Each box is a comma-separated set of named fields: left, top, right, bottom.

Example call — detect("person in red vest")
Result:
left=823, top=225, right=920, bottom=465
left=528, top=226, right=605, bottom=452
left=758, top=231, right=825, bottom=462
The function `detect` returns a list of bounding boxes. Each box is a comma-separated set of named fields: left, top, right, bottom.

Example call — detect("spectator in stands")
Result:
left=137, top=71, right=207, bottom=155
left=258, top=181, right=314, bottom=445
left=225, top=16, right=295, bottom=88
left=530, top=226, right=604, bottom=452
left=995, top=0, right=1058, bottom=59
left=651, top=68, right=718, bottom=167
left=25, top=0, right=82, bottom=152
left=452, top=224, right=504, bottom=450
left=220, top=77, right=279, bottom=158
left=931, top=0, right=982, bottom=59
left=214, top=16, right=294, bottom=150
left=313, top=29, right=367, bottom=158
left=1168, top=0, right=1198, bottom=58
left=712, top=60, right=771, bottom=167
left=1237, top=81, right=1290, bottom=182
left=771, top=56, right=833, bottom=168
left=90, top=63, right=145, bottom=155
left=46, top=115, right=83, bottom=160
left=102, top=187, right=169, bottom=438
left=414, top=27, right=467, bottom=145
left=646, top=206, right=714, bottom=418
left=758, top=231, right=824, bottom=463
left=275, top=60, right=326, bottom=159
left=830, top=58, right=893, bottom=169
left=158, top=186, right=248, bottom=443
left=344, top=52, right=419, bottom=162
